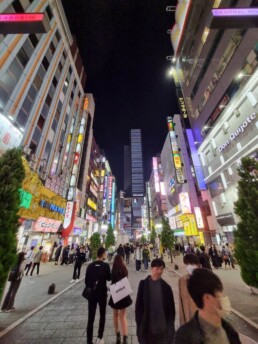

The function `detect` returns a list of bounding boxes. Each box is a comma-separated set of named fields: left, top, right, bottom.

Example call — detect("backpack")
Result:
left=8, top=265, right=21, bottom=282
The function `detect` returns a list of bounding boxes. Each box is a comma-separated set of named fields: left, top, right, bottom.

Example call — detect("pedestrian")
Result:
left=30, top=246, right=43, bottom=277
left=226, top=243, right=235, bottom=269
left=108, top=245, right=114, bottom=261
left=24, top=245, right=35, bottom=275
left=208, top=244, right=219, bottom=269
left=142, top=244, right=150, bottom=272
left=178, top=254, right=199, bottom=325
left=134, top=243, right=142, bottom=273
left=124, top=243, right=131, bottom=264
left=61, top=245, right=70, bottom=265
left=85, top=247, right=111, bottom=344
left=1, top=252, right=26, bottom=312
left=109, top=255, right=132, bottom=344
left=135, top=258, right=176, bottom=344
left=199, top=245, right=212, bottom=270
left=68, top=244, right=76, bottom=265
left=70, top=246, right=85, bottom=283
left=222, top=245, right=231, bottom=269
left=174, top=268, right=241, bottom=344
left=117, top=244, right=125, bottom=260
left=54, top=244, right=62, bottom=265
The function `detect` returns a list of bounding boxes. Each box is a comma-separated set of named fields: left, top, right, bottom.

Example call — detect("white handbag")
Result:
left=109, top=277, right=133, bottom=304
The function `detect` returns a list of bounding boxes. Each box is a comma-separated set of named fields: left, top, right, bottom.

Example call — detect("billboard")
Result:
left=0, top=114, right=23, bottom=156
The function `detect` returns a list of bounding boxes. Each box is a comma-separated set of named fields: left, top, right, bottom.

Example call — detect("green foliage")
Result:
left=0, top=148, right=25, bottom=299
left=234, top=157, right=258, bottom=288
left=105, top=224, right=115, bottom=248
left=160, top=217, right=175, bottom=263
left=90, top=232, right=101, bottom=260
left=140, top=235, right=147, bottom=244
left=150, top=226, right=157, bottom=245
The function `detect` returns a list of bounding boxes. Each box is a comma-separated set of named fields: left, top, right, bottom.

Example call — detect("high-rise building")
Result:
left=170, top=0, right=258, bottom=243
left=130, top=129, right=144, bottom=196
left=123, top=145, right=131, bottom=195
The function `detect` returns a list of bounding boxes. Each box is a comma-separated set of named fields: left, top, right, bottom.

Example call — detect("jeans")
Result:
left=1, top=279, right=22, bottom=311
left=143, top=258, right=149, bottom=270
left=87, top=294, right=107, bottom=344
left=25, top=262, right=32, bottom=275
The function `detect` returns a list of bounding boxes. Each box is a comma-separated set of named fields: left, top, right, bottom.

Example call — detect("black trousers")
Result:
left=30, top=262, right=40, bottom=276
left=73, top=262, right=81, bottom=279
left=136, top=259, right=141, bottom=271
left=25, top=262, right=32, bottom=275
left=1, top=279, right=22, bottom=311
left=87, top=295, right=107, bottom=344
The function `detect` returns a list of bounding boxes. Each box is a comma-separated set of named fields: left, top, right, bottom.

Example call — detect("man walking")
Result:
left=142, top=244, right=150, bottom=272
left=30, top=246, right=43, bottom=277
left=70, top=246, right=85, bottom=283
left=135, top=258, right=176, bottom=344
left=24, top=246, right=35, bottom=276
left=85, top=247, right=111, bottom=344
left=134, top=244, right=142, bottom=273
left=174, top=268, right=241, bottom=343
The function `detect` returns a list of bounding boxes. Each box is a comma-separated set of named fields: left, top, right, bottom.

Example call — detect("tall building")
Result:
left=0, top=0, right=95, bottom=249
left=123, top=145, right=131, bottom=195
left=130, top=129, right=144, bottom=196
left=170, top=0, right=258, bottom=243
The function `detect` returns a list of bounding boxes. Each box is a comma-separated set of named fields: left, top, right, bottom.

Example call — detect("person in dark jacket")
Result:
left=124, top=243, right=131, bottom=264
left=70, top=246, right=85, bottom=283
left=85, top=247, right=111, bottom=344
left=174, top=268, right=241, bottom=344
left=117, top=244, right=125, bottom=260
left=199, top=245, right=212, bottom=270
left=135, top=258, right=175, bottom=344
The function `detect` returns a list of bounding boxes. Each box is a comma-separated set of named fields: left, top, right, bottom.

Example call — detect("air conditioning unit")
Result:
left=30, top=154, right=37, bottom=162
left=23, top=146, right=31, bottom=155
left=29, top=161, right=36, bottom=171
left=223, top=121, right=229, bottom=134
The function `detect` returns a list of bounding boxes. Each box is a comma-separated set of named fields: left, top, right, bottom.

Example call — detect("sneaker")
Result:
left=76, top=279, right=79, bottom=282
left=70, top=279, right=75, bottom=283
left=96, top=338, right=104, bottom=344
left=136, top=271, right=139, bottom=273
left=5, top=307, right=15, bottom=313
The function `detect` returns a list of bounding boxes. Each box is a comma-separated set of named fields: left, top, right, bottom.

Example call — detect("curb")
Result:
left=167, top=264, right=258, bottom=331
left=0, top=276, right=84, bottom=338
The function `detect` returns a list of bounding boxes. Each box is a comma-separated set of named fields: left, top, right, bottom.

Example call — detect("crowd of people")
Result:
left=0, top=240, right=252, bottom=344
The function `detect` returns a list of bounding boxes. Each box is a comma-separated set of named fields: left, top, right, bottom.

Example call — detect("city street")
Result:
left=0, top=256, right=257, bottom=343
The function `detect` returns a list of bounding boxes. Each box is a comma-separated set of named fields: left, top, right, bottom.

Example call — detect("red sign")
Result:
left=0, top=13, right=44, bottom=22
left=0, top=13, right=50, bottom=34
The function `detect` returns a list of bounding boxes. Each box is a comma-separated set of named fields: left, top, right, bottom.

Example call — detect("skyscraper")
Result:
left=130, top=129, right=144, bottom=196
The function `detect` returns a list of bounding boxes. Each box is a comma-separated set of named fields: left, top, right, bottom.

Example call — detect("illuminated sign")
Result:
left=178, top=95, right=188, bottom=118
left=83, top=97, right=89, bottom=110
left=179, top=193, right=191, bottom=214
left=0, top=13, right=50, bottom=34
left=153, top=157, right=160, bottom=192
left=0, top=114, right=23, bottom=155
left=194, top=207, right=204, bottom=229
left=180, top=214, right=199, bottom=236
left=209, top=8, right=258, bottom=29
left=160, top=182, right=166, bottom=196
left=19, top=189, right=32, bottom=209
left=87, top=198, right=97, bottom=210
left=40, top=200, right=65, bottom=215
left=33, top=217, right=61, bottom=233
left=219, top=113, right=257, bottom=152
left=167, top=117, right=184, bottom=184
left=86, top=214, right=97, bottom=222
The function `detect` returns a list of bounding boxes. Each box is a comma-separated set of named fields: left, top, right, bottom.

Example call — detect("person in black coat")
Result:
left=70, top=247, right=85, bottom=283
left=135, top=258, right=175, bottom=344
left=117, top=244, right=125, bottom=260
left=174, top=268, right=241, bottom=344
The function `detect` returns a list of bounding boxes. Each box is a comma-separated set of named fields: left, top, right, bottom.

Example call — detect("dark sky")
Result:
left=62, top=0, right=179, bottom=190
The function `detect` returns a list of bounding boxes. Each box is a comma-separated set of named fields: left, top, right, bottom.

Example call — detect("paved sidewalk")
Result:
left=0, top=256, right=257, bottom=343
left=0, top=258, right=180, bottom=344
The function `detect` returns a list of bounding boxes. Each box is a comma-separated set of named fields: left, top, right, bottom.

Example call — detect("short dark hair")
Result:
left=187, top=268, right=223, bottom=309
left=200, top=245, right=205, bottom=252
left=97, top=247, right=106, bottom=258
left=183, top=253, right=199, bottom=265
left=151, top=258, right=165, bottom=268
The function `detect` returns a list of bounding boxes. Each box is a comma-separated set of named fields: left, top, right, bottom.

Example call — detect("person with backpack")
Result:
left=1, top=252, right=26, bottom=312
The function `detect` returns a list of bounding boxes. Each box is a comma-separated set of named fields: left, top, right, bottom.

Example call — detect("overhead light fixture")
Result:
left=203, top=125, right=212, bottom=130
left=64, top=80, right=68, bottom=87
left=172, top=57, right=176, bottom=63
left=194, top=141, right=202, bottom=145
left=237, top=72, right=251, bottom=80
left=19, top=127, right=24, bottom=132
left=8, top=115, right=14, bottom=121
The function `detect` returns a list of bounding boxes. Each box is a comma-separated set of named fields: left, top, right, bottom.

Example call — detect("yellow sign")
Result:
left=83, top=97, right=89, bottom=110
left=180, top=213, right=199, bottom=236
left=199, top=231, right=205, bottom=244
left=87, top=198, right=97, bottom=210
left=173, top=154, right=182, bottom=169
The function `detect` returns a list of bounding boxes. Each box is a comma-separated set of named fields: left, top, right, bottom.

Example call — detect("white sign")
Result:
left=194, top=207, right=204, bottom=228
left=63, top=201, right=74, bottom=228
left=0, top=114, right=23, bottom=155
left=219, top=113, right=256, bottom=152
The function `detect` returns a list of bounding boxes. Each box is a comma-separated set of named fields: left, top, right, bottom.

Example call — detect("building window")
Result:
left=17, top=47, right=29, bottom=68
left=52, top=76, right=58, bottom=88
left=55, top=30, right=61, bottom=42
left=42, top=56, right=50, bottom=71
left=33, top=74, right=43, bottom=91
left=29, top=141, right=37, bottom=154
left=12, top=0, right=24, bottom=13
left=45, top=5, right=53, bottom=21
left=49, top=42, right=56, bottom=55
left=37, top=115, right=45, bottom=130
left=45, top=94, right=52, bottom=107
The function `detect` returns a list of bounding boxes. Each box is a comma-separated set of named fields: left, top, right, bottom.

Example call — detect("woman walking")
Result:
left=1, top=252, right=26, bottom=312
left=109, top=255, right=132, bottom=344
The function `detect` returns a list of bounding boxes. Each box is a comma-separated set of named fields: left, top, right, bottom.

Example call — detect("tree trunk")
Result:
left=170, top=248, right=173, bottom=263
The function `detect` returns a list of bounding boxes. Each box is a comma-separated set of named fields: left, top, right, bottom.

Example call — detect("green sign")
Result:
left=19, top=189, right=32, bottom=209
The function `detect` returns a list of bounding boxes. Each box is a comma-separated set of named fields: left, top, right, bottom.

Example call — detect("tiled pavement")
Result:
left=0, top=258, right=180, bottom=344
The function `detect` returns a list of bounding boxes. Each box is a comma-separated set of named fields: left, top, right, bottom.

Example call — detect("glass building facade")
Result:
left=130, top=129, right=144, bottom=196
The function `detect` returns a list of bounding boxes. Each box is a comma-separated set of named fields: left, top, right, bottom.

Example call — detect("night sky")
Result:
left=62, top=0, right=179, bottom=189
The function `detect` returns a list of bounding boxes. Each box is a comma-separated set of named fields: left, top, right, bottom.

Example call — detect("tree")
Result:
left=140, top=234, right=147, bottom=244
left=0, top=148, right=25, bottom=299
left=150, top=226, right=157, bottom=245
left=160, top=217, right=175, bottom=263
left=105, top=224, right=115, bottom=248
left=234, top=157, right=258, bottom=288
left=90, top=232, right=101, bottom=260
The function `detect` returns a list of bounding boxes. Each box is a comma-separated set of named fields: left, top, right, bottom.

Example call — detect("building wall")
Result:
left=130, top=129, right=144, bottom=196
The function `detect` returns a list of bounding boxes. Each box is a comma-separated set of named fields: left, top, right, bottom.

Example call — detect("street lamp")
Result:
left=237, top=72, right=252, bottom=80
